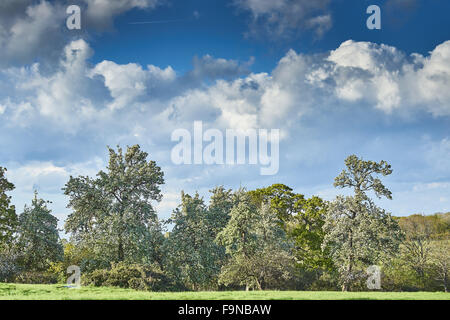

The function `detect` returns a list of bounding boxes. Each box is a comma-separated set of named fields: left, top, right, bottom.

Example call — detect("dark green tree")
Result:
left=217, top=189, right=296, bottom=290
left=16, top=192, right=63, bottom=271
left=0, top=166, right=17, bottom=249
left=166, top=191, right=226, bottom=290
left=64, top=145, right=165, bottom=265
left=249, top=184, right=332, bottom=273
left=207, top=186, right=234, bottom=235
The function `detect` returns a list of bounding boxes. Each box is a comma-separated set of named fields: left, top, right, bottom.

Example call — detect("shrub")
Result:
left=83, top=262, right=179, bottom=291
left=83, top=268, right=110, bottom=287
left=0, top=251, right=20, bottom=282
left=15, top=271, right=58, bottom=284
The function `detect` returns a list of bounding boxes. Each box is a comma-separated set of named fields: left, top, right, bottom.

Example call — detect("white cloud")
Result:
left=91, top=60, right=176, bottom=110
left=3, top=39, right=450, bottom=139
left=6, top=157, right=104, bottom=194
left=0, top=0, right=162, bottom=68
left=235, top=0, right=332, bottom=38
left=308, top=40, right=450, bottom=115
left=190, top=55, right=253, bottom=80
left=0, top=1, right=65, bottom=67
left=83, top=0, right=160, bottom=30
left=306, top=14, right=332, bottom=37
left=1, top=38, right=450, bottom=224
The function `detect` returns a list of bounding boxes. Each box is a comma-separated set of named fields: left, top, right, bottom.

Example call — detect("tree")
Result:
left=16, top=192, right=63, bottom=271
left=207, top=186, right=234, bottom=235
left=166, top=192, right=223, bottom=290
left=333, top=155, right=393, bottom=200
left=249, top=184, right=303, bottom=221
left=217, top=190, right=295, bottom=290
left=285, top=196, right=332, bottom=271
left=250, top=184, right=332, bottom=278
left=0, top=166, right=17, bottom=249
left=323, top=155, right=403, bottom=291
left=64, top=145, right=165, bottom=266
left=398, top=214, right=435, bottom=287
left=429, top=240, right=449, bottom=292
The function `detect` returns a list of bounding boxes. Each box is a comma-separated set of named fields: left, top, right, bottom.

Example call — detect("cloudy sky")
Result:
left=1, top=0, right=450, bottom=233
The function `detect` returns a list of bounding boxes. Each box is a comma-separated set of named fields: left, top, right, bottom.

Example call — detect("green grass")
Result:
left=0, top=283, right=448, bottom=300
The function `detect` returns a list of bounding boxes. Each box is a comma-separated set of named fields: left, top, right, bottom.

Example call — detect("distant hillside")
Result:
left=396, top=212, right=450, bottom=240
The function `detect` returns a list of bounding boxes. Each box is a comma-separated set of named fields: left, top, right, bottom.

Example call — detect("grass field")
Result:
left=0, top=283, right=448, bottom=300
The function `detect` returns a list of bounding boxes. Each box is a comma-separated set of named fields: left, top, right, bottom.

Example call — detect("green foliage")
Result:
left=429, top=240, right=449, bottom=292
left=398, top=213, right=449, bottom=240
left=83, top=268, right=110, bottom=287
left=217, top=190, right=296, bottom=290
left=0, top=249, right=19, bottom=282
left=83, top=262, right=177, bottom=291
left=207, top=186, right=234, bottom=234
left=63, top=145, right=165, bottom=265
left=47, top=240, right=102, bottom=283
left=324, top=155, right=403, bottom=291
left=379, top=213, right=449, bottom=292
left=334, top=154, right=393, bottom=199
left=0, top=167, right=17, bottom=249
left=323, top=196, right=403, bottom=291
left=15, top=192, right=63, bottom=271
left=14, top=271, right=59, bottom=284
left=250, top=184, right=332, bottom=281
left=2, top=147, right=448, bottom=293
left=249, top=184, right=304, bottom=221
left=382, top=255, right=429, bottom=291
left=166, top=191, right=226, bottom=290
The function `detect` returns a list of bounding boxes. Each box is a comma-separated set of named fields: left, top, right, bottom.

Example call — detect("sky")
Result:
left=1, top=0, right=450, bottom=233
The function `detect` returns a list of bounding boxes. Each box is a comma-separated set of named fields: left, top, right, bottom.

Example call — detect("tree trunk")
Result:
left=118, top=234, right=124, bottom=261
left=444, top=273, right=448, bottom=293
left=342, top=228, right=354, bottom=292
left=341, top=263, right=352, bottom=292
left=118, top=209, right=125, bottom=262
left=255, top=278, right=262, bottom=291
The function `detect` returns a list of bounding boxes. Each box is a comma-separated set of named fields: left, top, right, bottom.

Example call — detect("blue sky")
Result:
left=1, top=0, right=450, bottom=233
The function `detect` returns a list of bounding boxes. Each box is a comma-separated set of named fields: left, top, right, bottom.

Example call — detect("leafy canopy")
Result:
left=0, top=166, right=17, bottom=248
left=64, top=145, right=165, bottom=265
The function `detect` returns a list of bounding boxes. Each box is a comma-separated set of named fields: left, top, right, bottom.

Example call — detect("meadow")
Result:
left=0, top=283, right=448, bottom=300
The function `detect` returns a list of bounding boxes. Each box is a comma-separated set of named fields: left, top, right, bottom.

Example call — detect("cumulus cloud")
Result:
left=190, top=55, right=253, bottom=81
left=0, top=1, right=65, bottom=67
left=0, top=0, right=162, bottom=68
left=83, top=0, right=161, bottom=30
left=1, top=37, right=450, bottom=223
left=234, top=0, right=332, bottom=38
left=6, top=158, right=105, bottom=194
left=3, top=38, right=450, bottom=140
left=306, top=40, right=450, bottom=115
left=91, top=60, right=176, bottom=110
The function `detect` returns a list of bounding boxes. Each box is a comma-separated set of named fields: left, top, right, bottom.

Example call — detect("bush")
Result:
left=15, top=271, right=58, bottom=284
left=83, top=262, right=179, bottom=291
left=83, top=268, right=110, bottom=287
left=0, top=251, right=19, bottom=282
left=309, top=271, right=339, bottom=291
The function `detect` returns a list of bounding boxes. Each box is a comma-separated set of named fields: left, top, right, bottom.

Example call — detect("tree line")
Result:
left=0, top=145, right=448, bottom=292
